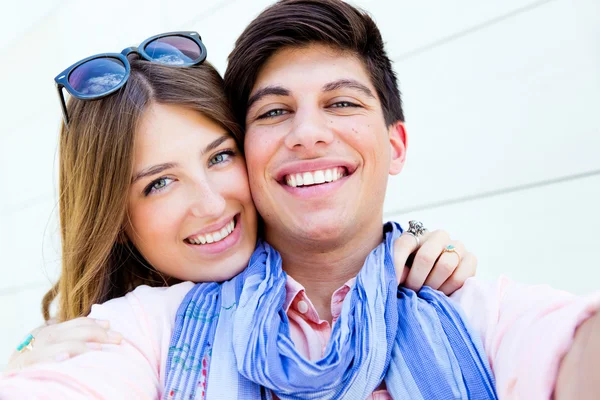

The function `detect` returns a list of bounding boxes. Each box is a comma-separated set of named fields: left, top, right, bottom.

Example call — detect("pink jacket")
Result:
left=1, top=277, right=598, bottom=399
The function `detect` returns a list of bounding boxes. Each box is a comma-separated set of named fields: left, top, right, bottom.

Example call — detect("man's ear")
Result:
left=389, top=121, right=407, bottom=175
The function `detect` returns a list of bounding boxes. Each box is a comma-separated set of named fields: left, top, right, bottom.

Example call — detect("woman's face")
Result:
left=125, top=103, right=258, bottom=282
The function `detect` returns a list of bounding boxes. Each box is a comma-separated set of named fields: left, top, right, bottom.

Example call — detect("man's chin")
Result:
left=286, top=218, right=351, bottom=243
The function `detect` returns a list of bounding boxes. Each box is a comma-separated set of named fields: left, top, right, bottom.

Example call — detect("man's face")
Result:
left=244, top=44, right=406, bottom=246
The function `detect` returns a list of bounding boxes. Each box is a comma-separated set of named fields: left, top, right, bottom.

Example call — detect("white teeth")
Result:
left=313, top=170, right=325, bottom=184
left=187, top=218, right=237, bottom=245
left=286, top=175, right=296, bottom=187
left=302, top=172, right=314, bottom=185
left=284, top=167, right=346, bottom=187
left=220, top=226, right=228, bottom=238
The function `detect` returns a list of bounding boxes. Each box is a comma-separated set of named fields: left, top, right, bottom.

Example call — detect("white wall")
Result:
left=0, top=0, right=598, bottom=368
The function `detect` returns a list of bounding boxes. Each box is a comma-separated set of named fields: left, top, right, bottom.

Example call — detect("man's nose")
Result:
left=188, top=180, right=226, bottom=218
left=284, top=106, right=334, bottom=151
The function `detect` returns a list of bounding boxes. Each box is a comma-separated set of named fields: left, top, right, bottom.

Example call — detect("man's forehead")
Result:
left=250, top=43, right=372, bottom=94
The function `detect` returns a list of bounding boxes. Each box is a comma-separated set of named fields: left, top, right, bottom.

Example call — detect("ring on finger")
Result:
left=441, top=244, right=461, bottom=266
left=407, top=220, right=427, bottom=237
left=404, top=220, right=428, bottom=247
left=16, top=334, right=35, bottom=353
left=404, top=232, right=420, bottom=247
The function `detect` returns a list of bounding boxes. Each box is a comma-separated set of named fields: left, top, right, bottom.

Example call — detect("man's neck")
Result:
left=265, top=222, right=384, bottom=323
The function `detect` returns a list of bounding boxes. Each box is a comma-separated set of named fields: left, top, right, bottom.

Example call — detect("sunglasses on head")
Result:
left=54, top=31, right=207, bottom=125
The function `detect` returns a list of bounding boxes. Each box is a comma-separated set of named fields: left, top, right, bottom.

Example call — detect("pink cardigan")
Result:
left=1, top=277, right=598, bottom=399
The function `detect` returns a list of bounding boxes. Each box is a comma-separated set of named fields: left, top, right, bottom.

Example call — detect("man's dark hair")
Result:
left=224, top=0, right=404, bottom=132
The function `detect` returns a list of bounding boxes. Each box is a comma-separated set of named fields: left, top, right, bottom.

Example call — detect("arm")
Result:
left=0, top=282, right=193, bottom=399
left=451, top=277, right=600, bottom=399
left=554, top=311, right=600, bottom=399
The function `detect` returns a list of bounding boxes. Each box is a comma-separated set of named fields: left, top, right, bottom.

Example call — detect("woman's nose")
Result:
left=188, top=180, right=226, bottom=218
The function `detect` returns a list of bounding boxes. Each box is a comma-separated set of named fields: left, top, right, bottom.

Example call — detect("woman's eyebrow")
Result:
left=201, top=135, right=231, bottom=155
left=132, top=163, right=177, bottom=184
left=322, top=79, right=375, bottom=98
left=132, top=136, right=231, bottom=184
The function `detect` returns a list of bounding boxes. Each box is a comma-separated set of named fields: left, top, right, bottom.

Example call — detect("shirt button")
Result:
left=297, top=300, right=309, bottom=314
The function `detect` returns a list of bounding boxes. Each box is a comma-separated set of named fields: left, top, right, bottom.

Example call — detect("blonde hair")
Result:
left=42, top=59, right=242, bottom=321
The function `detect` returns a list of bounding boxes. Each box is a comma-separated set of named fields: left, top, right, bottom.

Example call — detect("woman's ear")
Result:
left=389, top=121, right=407, bottom=175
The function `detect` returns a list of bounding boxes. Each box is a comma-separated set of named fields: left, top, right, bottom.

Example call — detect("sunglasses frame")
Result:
left=54, top=31, right=207, bottom=125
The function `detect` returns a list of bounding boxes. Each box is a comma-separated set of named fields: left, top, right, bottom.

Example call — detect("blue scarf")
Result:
left=164, top=223, right=497, bottom=399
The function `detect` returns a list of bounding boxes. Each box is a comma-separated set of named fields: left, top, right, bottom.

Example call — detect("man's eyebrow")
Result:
left=131, top=135, right=231, bottom=184
left=322, top=79, right=375, bottom=98
left=247, top=86, right=290, bottom=110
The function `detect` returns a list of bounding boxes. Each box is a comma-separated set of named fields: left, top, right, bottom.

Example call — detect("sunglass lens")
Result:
left=68, top=57, right=126, bottom=95
left=144, top=36, right=201, bottom=65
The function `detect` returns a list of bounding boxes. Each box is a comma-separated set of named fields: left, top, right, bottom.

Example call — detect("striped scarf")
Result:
left=164, top=222, right=497, bottom=399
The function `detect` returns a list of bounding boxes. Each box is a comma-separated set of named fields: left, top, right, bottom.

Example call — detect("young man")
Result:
left=223, top=0, right=600, bottom=398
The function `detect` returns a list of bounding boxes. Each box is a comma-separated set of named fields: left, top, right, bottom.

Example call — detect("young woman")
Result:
left=3, top=33, right=479, bottom=398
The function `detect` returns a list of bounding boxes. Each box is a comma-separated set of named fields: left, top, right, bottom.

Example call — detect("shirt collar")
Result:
left=284, top=274, right=357, bottom=314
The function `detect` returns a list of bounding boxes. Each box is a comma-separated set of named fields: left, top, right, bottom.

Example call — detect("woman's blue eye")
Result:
left=144, top=177, right=173, bottom=195
left=209, top=150, right=235, bottom=166
left=258, top=109, right=288, bottom=119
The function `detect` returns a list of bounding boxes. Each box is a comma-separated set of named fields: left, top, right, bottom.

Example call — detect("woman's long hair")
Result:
left=42, top=59, right=242, bottom=321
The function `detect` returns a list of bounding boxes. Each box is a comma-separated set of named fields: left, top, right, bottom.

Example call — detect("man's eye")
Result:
left=330, top=101, right=359, bottom=108
left=258, top=109, right=288, bottom=119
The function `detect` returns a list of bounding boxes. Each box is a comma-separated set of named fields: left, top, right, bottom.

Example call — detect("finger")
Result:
left=18, top=341, right=103, bottom=368
left=423, top=241, right=465, bottom=290
left=404, top=230, right=450, bottom=291
left=54, top=325, right=122, bottom=345
left=6, top=342, right=102, bottom=371
left=393, top=232, right=425, bottom=284
left=438, top=252, right=478, bottom=295
left=43, top=318, right=117, bottom=345
left=57, top=317, right=110, bottom=330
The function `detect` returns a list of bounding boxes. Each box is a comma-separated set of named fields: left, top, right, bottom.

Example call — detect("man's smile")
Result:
left=283, top=167, right=347, bottom=187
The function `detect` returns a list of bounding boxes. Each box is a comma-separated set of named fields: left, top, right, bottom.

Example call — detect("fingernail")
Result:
left=86, top=342, right=102, bottom=350
left=94, top=319, right=110, bottom=329
left=107, top=330, right=122, bottom=343
left=55, top=352, right=70, bottom=362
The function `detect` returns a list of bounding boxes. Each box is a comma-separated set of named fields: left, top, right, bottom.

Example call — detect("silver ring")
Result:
left=405, top=232, right=420, bottom=247
left=407, top=220, right=427, bottom=237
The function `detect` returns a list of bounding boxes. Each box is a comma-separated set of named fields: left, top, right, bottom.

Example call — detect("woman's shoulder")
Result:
left=128, top=281, right=196, bottom=301
left=90, top=281, right=196, bottom=320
